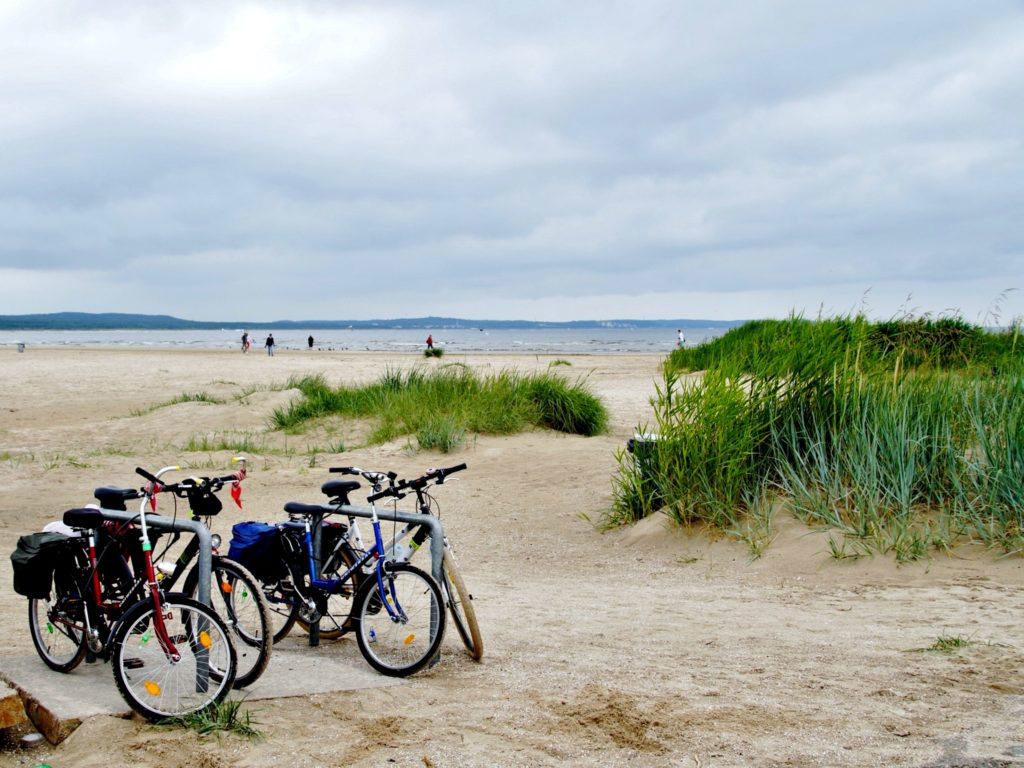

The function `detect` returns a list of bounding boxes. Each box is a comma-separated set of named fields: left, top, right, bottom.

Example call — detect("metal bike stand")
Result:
left=296, top=503, right=446, bottom=654
left=308, top=509, right=323, bottom=647
left=94, top=508, right=215, bottom=692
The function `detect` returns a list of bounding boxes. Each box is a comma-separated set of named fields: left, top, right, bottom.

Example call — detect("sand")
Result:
left=0, top=347, right=1022, bottom=768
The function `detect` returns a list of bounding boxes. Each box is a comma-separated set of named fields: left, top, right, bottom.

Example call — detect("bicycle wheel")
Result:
left=354, top=563, right=445, bottom=677
left=183, top=557, right=273, bottom=688
left=296, top=539, right=361, bottom=639
left=111, top=595, right=236, bottom=721
left=28, top=586, right=87, bottom=673
left=442, top=551, right=483, bottom=661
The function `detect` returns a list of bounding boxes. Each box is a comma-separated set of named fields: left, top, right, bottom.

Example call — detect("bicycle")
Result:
left=235, top=469, right=446, bottom=677
left=343, top=464, right=483, bottom=661
left=95, top=462, right=272, bottom=692
left=278, top=463, right=482, bottom=660
left=19, top=467, right=237, bottom=720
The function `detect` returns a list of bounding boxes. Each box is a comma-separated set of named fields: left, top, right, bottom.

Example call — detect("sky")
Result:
left=1, top=1, right=1022, bottom=323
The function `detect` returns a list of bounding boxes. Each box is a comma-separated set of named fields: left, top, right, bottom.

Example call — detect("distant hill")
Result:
left=0, top=312, right=743, bottom=331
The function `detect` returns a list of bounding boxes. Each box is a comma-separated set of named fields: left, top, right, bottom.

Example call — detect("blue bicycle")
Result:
left=233, top=469, right=446, bottom=677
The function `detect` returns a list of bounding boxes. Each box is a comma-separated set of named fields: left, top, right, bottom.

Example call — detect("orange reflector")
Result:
left=144, top=681, right=161, bottom=697
left=199, top=631, right=212, bottom=649
left=220, top=580, right=233, bottom=593
left=404, top=634, right=415, bottom=645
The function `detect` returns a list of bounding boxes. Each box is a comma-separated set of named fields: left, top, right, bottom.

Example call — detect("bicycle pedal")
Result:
left=123, top=657, right=144, bottom=669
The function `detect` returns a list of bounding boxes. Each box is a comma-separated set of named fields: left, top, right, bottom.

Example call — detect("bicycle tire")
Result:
left=442, top=551, right=483, bottom=661
left=111, top=594, right=237, bottom=721
left=353, top=563, right=445, bottom=677
left=28, top=588, right=87, bottom=673
left=296, top=539, right=361, bottom=639
left=183, top=557, right=273, bottom=689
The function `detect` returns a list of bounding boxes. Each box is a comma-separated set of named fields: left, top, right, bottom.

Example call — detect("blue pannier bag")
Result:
left=227, top=522, right=281, bottom=582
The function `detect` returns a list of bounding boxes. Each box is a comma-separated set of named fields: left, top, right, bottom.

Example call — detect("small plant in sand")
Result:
left=549, top=359, right=572, bottom=367
left=424, top=347, right=445, bottom=358
left=161, top=697, right=262, bottom=738
left=131, top=391, right=224, bottom=416
left=416, top=415, right=466, bottom=453
left=907, top=634, right=972, bottom=654
left=184, top=431, right=267, bottom=454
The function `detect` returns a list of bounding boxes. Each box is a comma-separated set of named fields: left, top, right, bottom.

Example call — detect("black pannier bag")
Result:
left=186, top=488, right=222, bottom=517
left=227, top=522, right=281, bottom=582
left=11, top=532, right=72, bottom=599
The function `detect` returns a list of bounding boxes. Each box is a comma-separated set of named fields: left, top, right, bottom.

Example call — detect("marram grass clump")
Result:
left=272, top=368, right=607, bottom=448
left=613, top=313, right=1024, bottom=559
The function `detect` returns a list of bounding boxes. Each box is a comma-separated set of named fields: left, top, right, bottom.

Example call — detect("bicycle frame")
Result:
left=283, top=503, right=407, bottom=623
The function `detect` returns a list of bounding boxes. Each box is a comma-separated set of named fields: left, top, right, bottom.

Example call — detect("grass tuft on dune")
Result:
left=270, top=367, right=608, bottom=448
left=614, top=313, right=1024, bottom=559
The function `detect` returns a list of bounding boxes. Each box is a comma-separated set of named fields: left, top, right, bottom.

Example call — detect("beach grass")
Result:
left=612, top=313, right=1024, bottom=557
left=270, top=367, right=607, bottom=446
left=161, top=697, right=262, bottom=738
left=131, top=391, right=225, bottom=416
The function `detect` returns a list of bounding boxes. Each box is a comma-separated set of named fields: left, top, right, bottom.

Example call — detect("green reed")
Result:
left=613, top=315, right=1024, bottom=556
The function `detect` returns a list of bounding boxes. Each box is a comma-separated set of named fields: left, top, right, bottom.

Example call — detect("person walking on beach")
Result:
left=676, top=329, right=685, bottom=348
left=241, top=331, right=250, bottom=353
left=265, top=333, right=275, bottom=357
left=307, top=335, right=314, bottom=350
left=426, top=334, right=434, bottom=350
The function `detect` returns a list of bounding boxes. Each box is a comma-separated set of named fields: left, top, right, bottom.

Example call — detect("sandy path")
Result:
left=0, top=348, right=1021, bottom=767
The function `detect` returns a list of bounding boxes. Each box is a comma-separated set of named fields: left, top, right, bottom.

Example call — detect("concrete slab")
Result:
left=0, top=635, right=401, bottom=743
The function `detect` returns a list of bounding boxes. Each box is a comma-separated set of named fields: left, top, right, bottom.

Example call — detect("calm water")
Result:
left=0, top=326, right=728, bottom=354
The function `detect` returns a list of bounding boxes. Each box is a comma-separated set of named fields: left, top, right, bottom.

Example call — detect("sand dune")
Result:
left=0, top=348, right=1021, bottom=767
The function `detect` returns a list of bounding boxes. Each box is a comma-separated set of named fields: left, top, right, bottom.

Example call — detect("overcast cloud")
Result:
left=1, top=0, right=1022, bottom=321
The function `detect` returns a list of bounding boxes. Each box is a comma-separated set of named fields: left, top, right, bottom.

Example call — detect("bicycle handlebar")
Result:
left=135, top=467, right=244, bottom=497
left=397, top=463, right=467, bottom=492
left=330, top=466, right=397, bottom=481
left=135, top=466, right=161, bottom=485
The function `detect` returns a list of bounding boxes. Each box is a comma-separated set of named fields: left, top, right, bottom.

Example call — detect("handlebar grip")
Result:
left=366, top=489, right=391, bottom=503
left=135, top=467, right=161, bottom=484
left=443, top=463, right=468, bottom=474
left=329, top=467, right=357, bottom=475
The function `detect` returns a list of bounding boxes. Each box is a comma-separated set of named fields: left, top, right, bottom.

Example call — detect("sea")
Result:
left=0, top=326, right=729, bottom=355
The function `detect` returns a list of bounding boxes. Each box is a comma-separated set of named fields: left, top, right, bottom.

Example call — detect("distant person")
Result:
left=677, top=329, right=685, bottom=348
left=265, top=333, right=275, bottom=357
left=241, top=331, right=250, bottom=353
left=426, top=334, right=434, bottom=350
left=308, top=334, right=314, bottom=350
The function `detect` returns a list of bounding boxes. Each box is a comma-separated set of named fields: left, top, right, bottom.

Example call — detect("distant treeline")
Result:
left=0, top=312, right=742, bottom=331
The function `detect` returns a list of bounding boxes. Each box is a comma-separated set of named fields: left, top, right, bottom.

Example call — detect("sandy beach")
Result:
left=0, top=347, right=1022, bottom=768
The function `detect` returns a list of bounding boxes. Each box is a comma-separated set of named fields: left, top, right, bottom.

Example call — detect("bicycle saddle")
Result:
left=284, top=502, right=327, bottom=517
left=320, top=480, right=360, bottom=502
left=63, top=508, right=106, bottom=529
left=94, top=486, right=141, bottom=511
